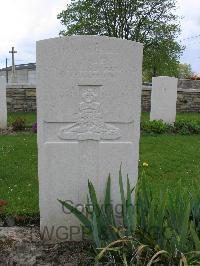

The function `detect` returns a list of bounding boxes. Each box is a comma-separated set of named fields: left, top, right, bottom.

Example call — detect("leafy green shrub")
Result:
left=141, top=119, right=200, bottom=135
left=11, top=117, right=26, bottom=131
left=141, top=120, right=172, bottom=134
left=173, top=120, right=200, bottom=135
left=59, top=170, right=200, bottom=265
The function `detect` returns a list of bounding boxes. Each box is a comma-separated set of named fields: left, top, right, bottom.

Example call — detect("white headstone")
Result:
left=37, top=36, right=143, bottom=242
left=150, top=76, right=178, bottom=124
left=0, top=76, right=7, bottom=129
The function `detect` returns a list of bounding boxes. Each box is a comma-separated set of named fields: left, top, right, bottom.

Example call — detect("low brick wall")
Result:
left=178, top=79, right=200, bottom=90
left=142, top=86, right=151, bottom=112
left=7, top=84, right=36, bottom=112
left=142, top=87, right=200, bottom=112
left=6, top=84, right=200, bottom=113
left=177, top=89, right=200, bottom=112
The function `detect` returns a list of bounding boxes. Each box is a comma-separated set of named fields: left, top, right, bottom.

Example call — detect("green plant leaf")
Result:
left=147, top=250, right=168, bottom=266
left=104, top=174, right=116, bottom=227
left=179, top=202, right=191, bottom=251
left=190, top=221, right=200, bottom=251
left=119, top=165, right=128, bottom=229
left=58, top=199, right=91, bottom=230
left=91, top=211, right=101, bottom=249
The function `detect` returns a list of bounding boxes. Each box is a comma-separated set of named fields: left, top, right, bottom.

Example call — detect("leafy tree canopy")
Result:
left=178, top=63, right=193, bottom=79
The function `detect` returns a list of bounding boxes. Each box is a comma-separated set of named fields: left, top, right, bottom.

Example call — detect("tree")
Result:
left=143, top=37, right=183, bottom=82
left=58, top=0, right=183, bottom=81
left=178, top=64, right=193, bottom=79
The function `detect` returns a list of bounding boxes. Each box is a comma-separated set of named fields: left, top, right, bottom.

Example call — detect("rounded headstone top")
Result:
left=37, top=35, right=143, bottom=48
left=153, top=76, right=178, bottom=80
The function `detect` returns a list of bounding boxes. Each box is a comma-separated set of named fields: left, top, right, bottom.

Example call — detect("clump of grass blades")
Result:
left=136, top=176, right=200, bottom=265
left=59, top=168, right=200, bottom=265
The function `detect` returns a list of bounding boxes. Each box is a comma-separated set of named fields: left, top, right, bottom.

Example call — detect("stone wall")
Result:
left=142, top=86, right=200, bottom=112
left=7, top=84, right=36, bottom=112
left=177, top=89, right=200, bottom=112
left=142, top=86, right=151, bottom=112
left=178, top=79, right=200, bottom=90
left=6, top=84, right=200, bottom=113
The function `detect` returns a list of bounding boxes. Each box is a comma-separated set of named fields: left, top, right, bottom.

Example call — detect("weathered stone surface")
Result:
left=150, top=76, right=178, bottom=123
left=7, top=86, right=36, bottom=112
left=178, top=79, right=200, bottom=90
left=194, top=98, right=200, bottom=103
left=26, top=90, right=36, bottom=97
left=141, top=87, right=151, bottom=112
left=37, top=36, right=143, bottom=241
left=0, top=76, right=7, bottom=129
left=0, top=226, right=92, bottom=265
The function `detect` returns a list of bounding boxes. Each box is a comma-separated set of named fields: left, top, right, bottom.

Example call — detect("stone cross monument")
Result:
left=9, top=46, right=17, bottom=83
left=37, top=36, right=143, bottom=241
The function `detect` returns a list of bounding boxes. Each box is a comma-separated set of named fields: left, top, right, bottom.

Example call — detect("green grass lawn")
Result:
left=0, top=134, right=38, bottom=215
left=139, top=135, right=200, bottom=194
left=0, top=132, right=199, bottom=216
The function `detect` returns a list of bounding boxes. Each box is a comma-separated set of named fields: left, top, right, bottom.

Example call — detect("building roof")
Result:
left=191, top=74, right=200, bottom=80
left=0, top=63, right=36, bottom=72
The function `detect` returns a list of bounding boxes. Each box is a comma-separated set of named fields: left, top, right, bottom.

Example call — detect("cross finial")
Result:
left=9, top=46, right=17, bottom=83
left=9, top=46, right=17, bottom=55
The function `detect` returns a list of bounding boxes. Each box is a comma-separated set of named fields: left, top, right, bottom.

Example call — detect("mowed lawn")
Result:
left=0, top=132, right=200, bottom=215
left=0, top=134, right=38, bottom=215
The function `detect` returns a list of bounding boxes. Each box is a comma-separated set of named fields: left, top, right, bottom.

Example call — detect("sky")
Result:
left=0, top=0, right=200, bottom=73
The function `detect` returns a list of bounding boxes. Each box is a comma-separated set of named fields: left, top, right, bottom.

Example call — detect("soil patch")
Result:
left=0, top=227, right=94, bottom=266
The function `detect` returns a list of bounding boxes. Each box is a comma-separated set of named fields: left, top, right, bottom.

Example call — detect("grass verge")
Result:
left=0, top=134, right=199, bottom=216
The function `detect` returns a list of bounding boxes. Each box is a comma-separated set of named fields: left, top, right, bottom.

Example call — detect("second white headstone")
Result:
left=150, top=76, right=178, bottom=124
left=0, top=76, right=7, bottom=129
